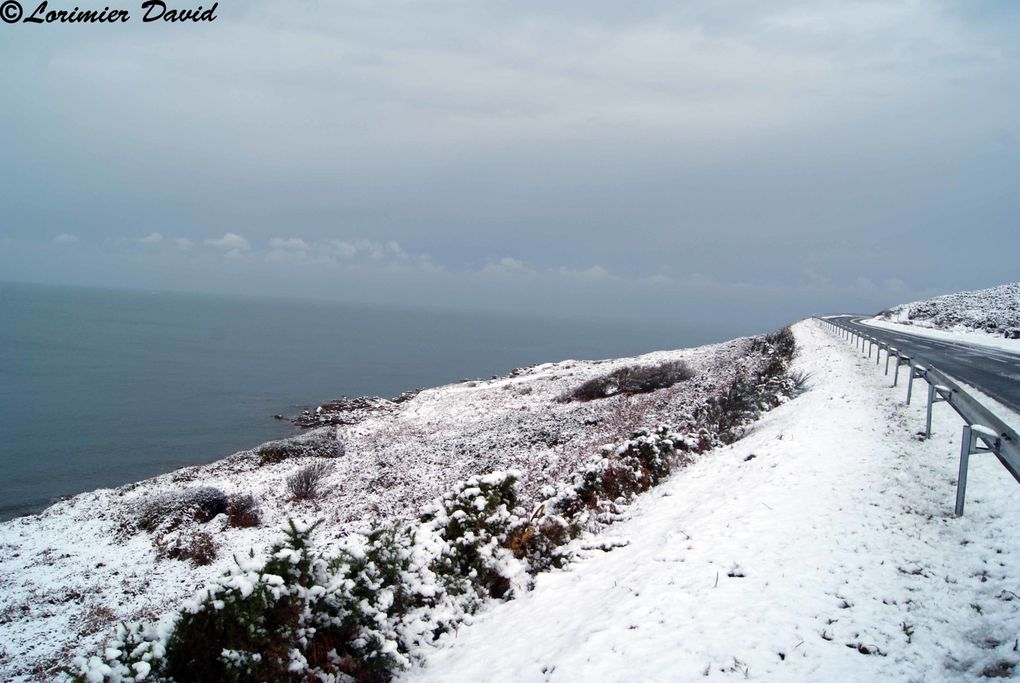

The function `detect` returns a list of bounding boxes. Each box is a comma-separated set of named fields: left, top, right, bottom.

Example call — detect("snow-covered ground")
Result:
left=0, top=335, right=764, bottom=681
left=403, top=320, right=1020, bottom=682
left=872, top=282, right=1020, bottom=350
left=3, top=320, right=1019, bottom=681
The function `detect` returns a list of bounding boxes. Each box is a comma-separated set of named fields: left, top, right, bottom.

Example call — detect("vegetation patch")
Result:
left=225, top=494, right=261, bottom=528
left=564, top=360, right=696, bottom=402
left=286, top=460, right=333, bottom=501
left=75, top=326, right=802, bottom=683
left=256, top=427, right=344, bottom=466
left=136, top=486, right=228, bottom=533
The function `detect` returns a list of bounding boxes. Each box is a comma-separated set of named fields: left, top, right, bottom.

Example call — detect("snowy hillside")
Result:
left=0, top=333, right=786, bottom=681
left=3, top=320, right=1018, bottom=682
left=404, top=321, right=1020, bottom=682
left=880, top=282, right=1020, bottom=338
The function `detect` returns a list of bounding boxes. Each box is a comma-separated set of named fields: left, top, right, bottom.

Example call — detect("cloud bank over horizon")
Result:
left=1, top=0, right=1018, bottom=329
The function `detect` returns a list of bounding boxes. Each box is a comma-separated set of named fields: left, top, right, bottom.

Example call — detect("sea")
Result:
left=0, top=281, right=747, bottom=521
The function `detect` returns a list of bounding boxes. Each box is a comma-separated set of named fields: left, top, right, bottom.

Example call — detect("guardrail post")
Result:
left=876, top=342, right=882, bottom=366
left=956, top=426, right=974, bottom=516
left=885, top=349, right=895, bottom=376
left=892, top=354, right=908, bottom=386
left=906, top=361, right=916, bottom=404
left=924, top=384, right=952, bottom=438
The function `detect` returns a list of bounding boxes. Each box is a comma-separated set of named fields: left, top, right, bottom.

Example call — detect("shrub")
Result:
left=616, top=427, right=682, bottom=488
left=226, top=494, right=261, bottom=528
left=789, top=370, right=812, bottom=394
left=256, top=427, right=344, bottom=466
left=763, top=326, right=796, bottom=360
left=72, top=620, right=173, bottom=683
left=506, top=428, right=687, bottom=573
left=286, top=461, right=332, bottom=501
left=695, top=374, right=765, bottom=445
left=137, top=486, right=228, bottom=533
left=421, top=471, right=524, bottom=599
left=155, top=530, right=218, bottom=566
left=76, top=511, right=506, bottom=683
left=566, top=360, right=695, bottom=402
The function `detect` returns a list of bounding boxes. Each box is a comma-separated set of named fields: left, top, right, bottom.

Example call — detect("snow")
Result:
left=0, top=335, right=763, bottom=681
left=402, top=320, right=1020, bottom=682
left=868, top=282, right=1020, bottom=353
left=3, top=318, right=1019, bottom=681
left=863, top=317, right=1020, bottom=356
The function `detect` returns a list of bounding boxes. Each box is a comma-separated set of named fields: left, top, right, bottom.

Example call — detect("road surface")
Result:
left=827, top=315, right=1020, bottom=415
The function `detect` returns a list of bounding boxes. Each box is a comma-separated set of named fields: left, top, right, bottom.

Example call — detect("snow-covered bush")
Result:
left=616, top=427, right=684, bottom=488
left=76, top=475, right=527, bottom=683
left=226, top=493, right=261, bottom=528
left=154, top=529, right=218, bottom=566
left=256, top=427, right=345, bottom=466
left=506, top=428, right=688, bottom=572
left=286, top=461, right=332, bottom=501
left=564, top=360, right=695, bottom=402
left=421, top=471, right=526, bottom=600
left=136, top=486, right=228, bottom=533
left=72, top=620, right=174, bottom=683
left=883, top=282, right=1020, bottom=334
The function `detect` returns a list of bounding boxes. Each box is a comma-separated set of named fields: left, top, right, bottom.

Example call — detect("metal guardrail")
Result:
left=817, top=317, right=1020, bottom=516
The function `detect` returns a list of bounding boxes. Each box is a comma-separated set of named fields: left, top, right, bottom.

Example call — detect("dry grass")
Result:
left=287, top=461, right=333, bottom=501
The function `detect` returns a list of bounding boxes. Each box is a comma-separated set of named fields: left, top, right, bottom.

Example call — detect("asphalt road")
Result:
left=827, top=315, right=1020, bottom=415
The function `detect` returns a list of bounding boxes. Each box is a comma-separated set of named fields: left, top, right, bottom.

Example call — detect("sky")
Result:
left=1, top=0, right=1018, bottom=329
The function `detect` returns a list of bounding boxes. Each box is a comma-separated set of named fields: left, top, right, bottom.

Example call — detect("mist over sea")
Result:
left=0, top=281, right=748, bottom=521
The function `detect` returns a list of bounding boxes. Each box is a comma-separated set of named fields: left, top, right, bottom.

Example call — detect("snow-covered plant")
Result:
left=421, top=471, right=526, bottom=600
left=136, top=486, right=228, bottom=533
left=286, top=460, right=332, bottom=501
left=153, top=529, right=218, bottom=566
left=564, top=360, right=695, bottom=402
left=76, top=476, right=529, bottom=683
left=72, top=620, right=174, bottom=683
left=505, top=427, right=687, bottom=572
left=615, top=427, right=682, bottom=488
left=160, top=519, right=322, bottom=681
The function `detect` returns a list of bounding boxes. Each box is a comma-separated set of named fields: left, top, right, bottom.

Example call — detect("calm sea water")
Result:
left=0, top=282, right=745, bottom=521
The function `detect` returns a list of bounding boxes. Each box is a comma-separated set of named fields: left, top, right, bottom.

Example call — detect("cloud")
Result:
left=174, top=237, right=194, bottom=250
left=323, top=239, right=441, bottom=272
left=482, top=256, right=533, bottom=275
left=268, top=237, right=309, bottom=251
left=53, top=233, right=79, bottom=244
left=205, top=233, right=251, bottom=252
left=557, top=265, right=613, bottom=281
left=140, top=232, right=163, bottom=245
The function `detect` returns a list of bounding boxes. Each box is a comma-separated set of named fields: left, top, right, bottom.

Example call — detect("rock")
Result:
left=292, top=395, right=397, bottom=428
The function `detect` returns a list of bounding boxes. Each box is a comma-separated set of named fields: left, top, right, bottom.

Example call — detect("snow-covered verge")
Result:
left=874, top=282, right=1020, bottom=344
left=402, top=320, right=1020, bottom=682
left=862, top=317, right=1020, bottom=355
left=0, top=332, right=787, bottom=681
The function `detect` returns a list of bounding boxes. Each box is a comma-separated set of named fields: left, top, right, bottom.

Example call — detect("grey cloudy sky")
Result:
left=1, top=0, right=1018, bottom=330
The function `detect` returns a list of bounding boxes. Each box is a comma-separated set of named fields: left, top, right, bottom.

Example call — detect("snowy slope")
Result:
left=402, top=320, right=1020, bottom=682
left=878, top=282, right=1020, bottom=338
left=0, top=336, right=764, bottom=681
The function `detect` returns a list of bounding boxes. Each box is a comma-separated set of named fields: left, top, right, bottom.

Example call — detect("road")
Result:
left=828, top=315, right=1020, bottom=415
